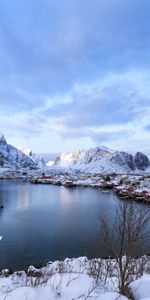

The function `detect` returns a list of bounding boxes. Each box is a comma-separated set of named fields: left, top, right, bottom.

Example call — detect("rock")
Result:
left=134, top=152, right=150, bottom=170
left=1, top=269, right=9, bottom=277
left=14, top=270, right=26, bottom=277
left=27, top=266, right=42, bottom=277
left=110, top=152, right=135, bottom=171
left=0, top=134, right=7, bottom=145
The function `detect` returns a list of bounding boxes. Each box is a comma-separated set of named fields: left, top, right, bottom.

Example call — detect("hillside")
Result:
left=0, top=134, right=37, bottom=170
left=54, top=146, right=150, bottom=174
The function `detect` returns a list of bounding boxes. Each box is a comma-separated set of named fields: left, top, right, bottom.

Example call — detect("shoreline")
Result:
left=1, top=171, right=150, bottom=204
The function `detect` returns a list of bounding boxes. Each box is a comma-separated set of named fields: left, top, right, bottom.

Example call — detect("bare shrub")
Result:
left=99, top=202, right=150, bottom=297
left=27, top=268, right=54, bottom=287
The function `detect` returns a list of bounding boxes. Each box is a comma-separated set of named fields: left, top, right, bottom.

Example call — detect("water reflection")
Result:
left=0, top=180, right=149, bottom=271
left=16, top=186, right=30, bottom=210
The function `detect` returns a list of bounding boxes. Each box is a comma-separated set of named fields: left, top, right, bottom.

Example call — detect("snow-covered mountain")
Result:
left=1, top=134, right=149, bottom=174
left=18, top=148, right=59, bottom=169
left=18, top=146, right=46, bottom=169
left=0, top=134, right=37, bottom=170
left=18, top=146, right=33, bottom=157
left=54, top=146, right=150, bottom=174
left=35, top=153, right=58, bottom=167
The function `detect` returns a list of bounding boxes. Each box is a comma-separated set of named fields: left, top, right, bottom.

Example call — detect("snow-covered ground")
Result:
left=130, top=275, right=150, bottom=300
left=0, top=276, right=127, bottom=300
left=0, top=257, right=150, bottom=300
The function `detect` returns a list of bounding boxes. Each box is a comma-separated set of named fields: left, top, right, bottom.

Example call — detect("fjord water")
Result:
left=0, top=180, right=147, bottom=271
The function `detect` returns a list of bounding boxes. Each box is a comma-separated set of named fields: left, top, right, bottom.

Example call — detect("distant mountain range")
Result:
left=54, top=146, right=150, bottom=174
left=0, top=134, right=150, bottom=174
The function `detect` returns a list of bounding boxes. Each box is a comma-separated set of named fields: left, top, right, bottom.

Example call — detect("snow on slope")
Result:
left=18, top=146, right=32, bottom=156
left=18, top=147, right=57, bottom=168
left=36, top=153, right=57, bottom=167
left=0, top=256, right=149, bottom=299
left=0, top=275, right=128, bottom=300
left=130, top=274, right=150, bottom=300
left=54, top=146, right=150, bottom=174
left=0, top=134, right=37, bottom=170
left=18, top=146, right=46, bottom=169
left=0, top=257, right=129, bottom=300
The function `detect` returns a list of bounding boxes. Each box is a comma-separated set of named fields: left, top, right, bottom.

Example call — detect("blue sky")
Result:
left=0, top=0, right=150, bottom=154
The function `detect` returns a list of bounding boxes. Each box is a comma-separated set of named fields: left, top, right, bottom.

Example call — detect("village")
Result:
left=29, top=172, right=150, bottom=204
left=1, top=169, right=150, bottom=204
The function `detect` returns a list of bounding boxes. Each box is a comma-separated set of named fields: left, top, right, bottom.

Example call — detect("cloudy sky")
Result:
left=0, top=0, right=150, bottom=154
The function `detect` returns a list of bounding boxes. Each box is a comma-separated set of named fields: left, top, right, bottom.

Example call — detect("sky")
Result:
left=0, top=0, right=150, bottom=154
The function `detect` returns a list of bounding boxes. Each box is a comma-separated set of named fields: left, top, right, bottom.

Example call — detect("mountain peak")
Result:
left=0, top=134, right=7, bottom=144
left=0, top=135, right=38, bottom=170
left=18, top=146, right=32, bottom=157
left=54, top=146, right=150, bottom=174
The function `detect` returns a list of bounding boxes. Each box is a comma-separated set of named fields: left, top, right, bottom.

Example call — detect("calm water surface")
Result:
left=0, top=180, right=148, bottom=271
